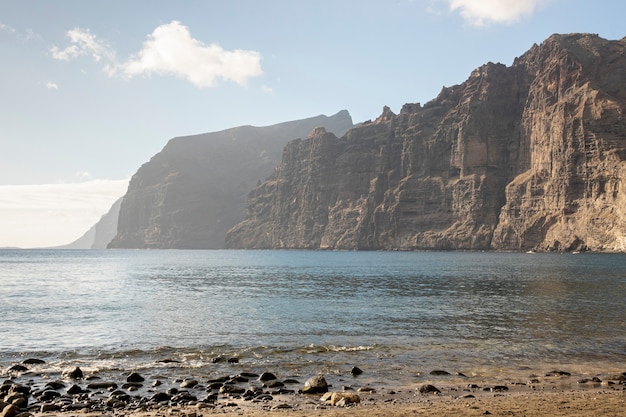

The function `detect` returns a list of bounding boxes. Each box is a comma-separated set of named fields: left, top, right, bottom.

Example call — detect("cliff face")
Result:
left=56, top=198, right=123, bottom=249
left=108, top=111, right=353, bottom=249
left=226, top=34, right=626, bottom=251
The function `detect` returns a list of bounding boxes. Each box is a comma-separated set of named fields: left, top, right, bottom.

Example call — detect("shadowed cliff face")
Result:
left=226, top=34, right=626, bottom=251
left=108, top=111, right=353, bottom=249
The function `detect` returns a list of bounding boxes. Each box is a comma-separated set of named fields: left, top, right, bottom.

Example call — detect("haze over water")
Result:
left=1, top=250, right=625, bottom=388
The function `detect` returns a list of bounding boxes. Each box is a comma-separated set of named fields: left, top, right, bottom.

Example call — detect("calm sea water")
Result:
left=1, top=249, right=625, bottom=388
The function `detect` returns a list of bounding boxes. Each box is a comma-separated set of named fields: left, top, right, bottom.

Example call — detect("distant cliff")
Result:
left=56, top=198, right=122, bottom=249
left=108, top=111, right=353, bottom=249
left=226, top=34, right=626, bottom=252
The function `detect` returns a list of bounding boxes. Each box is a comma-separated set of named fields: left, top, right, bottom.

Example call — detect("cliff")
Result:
left=108, top=111, right=353, bottom=249
left=55, top=197, right=122, bottom=249
left=226, top=34, right=626, bottom=252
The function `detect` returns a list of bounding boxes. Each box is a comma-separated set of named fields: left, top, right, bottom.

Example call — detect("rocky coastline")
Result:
left=2, top=358, right=625, bottom=417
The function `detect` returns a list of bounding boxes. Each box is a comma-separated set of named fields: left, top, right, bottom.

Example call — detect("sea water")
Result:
left=1, top=249, right=625, bottom=388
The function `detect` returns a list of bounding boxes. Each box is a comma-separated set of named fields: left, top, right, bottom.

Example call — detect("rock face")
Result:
left=226, top=34, right=626, bottom=252
left=55, top=198, right=123, bottom=249
left=108, top=111, right=353, bottom=249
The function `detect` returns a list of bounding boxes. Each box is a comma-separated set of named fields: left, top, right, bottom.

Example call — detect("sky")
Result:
left=1, top=0, right=624, bottom=248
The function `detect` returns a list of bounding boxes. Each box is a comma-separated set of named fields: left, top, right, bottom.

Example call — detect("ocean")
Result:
left=1, top=249, right=625, bottom=391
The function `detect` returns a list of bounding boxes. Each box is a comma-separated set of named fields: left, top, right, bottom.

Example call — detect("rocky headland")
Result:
left=226, top=34, right=626, bottom=252
left=108, top=111, right=353, bottom=249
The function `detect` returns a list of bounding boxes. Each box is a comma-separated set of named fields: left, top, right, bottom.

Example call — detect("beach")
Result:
left=20, top=383, right=626, bottom=417
left=3, top=362, right=624, bottom=417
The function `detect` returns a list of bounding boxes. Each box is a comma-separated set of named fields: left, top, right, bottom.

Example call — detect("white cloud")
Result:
left=46, top=81, right=59, bottom=90
left=51, top=27, right=115, bottom=62
left=114, top=21, right=263, bottom=87
left=0, top=179, right=128, bottom=248
left=448, top=0, right=546, bottom=26
left=0, top=22, right=16, bottom=34
left=260, top=84, right=274, bottom=95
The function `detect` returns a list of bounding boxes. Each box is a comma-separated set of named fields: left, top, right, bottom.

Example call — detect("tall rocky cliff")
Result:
left=55, top=198, right=123, bottom=249
left=108, top=111, right=353, bottom=249
left=226, top=34, right=626, bottom=252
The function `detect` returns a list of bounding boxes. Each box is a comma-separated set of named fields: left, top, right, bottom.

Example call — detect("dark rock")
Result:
left=150, top=392, right=171, bottom=402
left=64, top=367, right=83, bottom=379
left=7, top=365, right=27, bottom=373
left=156, top=358, right=180, bottom=363
left=22, top=358, right=45, bottom=365
left=219, top=385, right=245, bottom=395
left=546, top=370, right=571, bottom=377
left=263, top=380, right=284, bottom=388
left=227, top=357, right=239, bottom=363
left=491, top=385, right=509, bottom=392
left=430, top=370, right=451, bottom=376
left=44, top=380, right=65, bottom=390
left=86, top=381, right=118, bottom=390
left=418, top=384, right=441, bottom=395
left=211, top=356, right=226, bottom=363
left=239, top=372, right=259, bottom=378
left=351, top=366, right=363, bottom=376
left=66, top=384, right=86, bottom=395
left=171, top=392, right=197, bottom=404
left=35, top=389, right=61, bottom=402
left=259, top=372, right=278, bottom=382
left=301, top=375, right=328, bottom=394
left=126, top=372, right=145, bottom=383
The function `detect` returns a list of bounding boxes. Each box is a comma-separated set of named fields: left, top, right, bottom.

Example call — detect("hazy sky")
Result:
left=1, top=0, right=624, bottom=248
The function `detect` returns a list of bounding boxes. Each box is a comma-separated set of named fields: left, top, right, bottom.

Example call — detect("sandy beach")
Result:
left=16, top=373, right=623, bottom=417
left=24, top=388, right=625, bottom=417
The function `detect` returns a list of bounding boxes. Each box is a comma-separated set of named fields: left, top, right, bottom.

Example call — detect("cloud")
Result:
left=0, top=22, right=16, bottom=34
left=448, top=0, right=546, bottom=26
left=114, top=21, right=263, bottom=87
left=46, top=81, right=59, bottom=90
left=0, top=179, right=128, bottom=248
left=51, top=27, right=115, bottom=62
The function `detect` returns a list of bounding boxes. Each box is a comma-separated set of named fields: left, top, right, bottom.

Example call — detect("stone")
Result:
left=63, top=367, right=83, bottom=379
left=418, top=384, right=441, bottom=395
left=86, top=381, right=118, bottom=390
left=330, top=392, right=361, bottom=406
left=263, top=380, right=284, bottom=388
left=258, top=372, right=278, bottom=382
left=126, top=371, right=145, bottom=383
left=40, top=403, right=60, bottom=412
left=180, top=379, right=198, bottom=388
left=430, top=370, right=451, bottom=376
left=150, top=392, right=171, bottom=402
left=0, top=404, right=18, bottom=417
left=350, top=366, right=363, bottom=376
left=66, top=384, right=85, bottom=395
left=7, top=365, right=27, bottom=373
left=301, top=375, right=328, bottom=394
left=22, top=358, right=45, bottom=365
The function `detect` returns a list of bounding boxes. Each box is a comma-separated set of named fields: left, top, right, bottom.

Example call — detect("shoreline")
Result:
left=2, top=361, right=624, bottom=417
left=24, top=384, right=626, bottom=417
